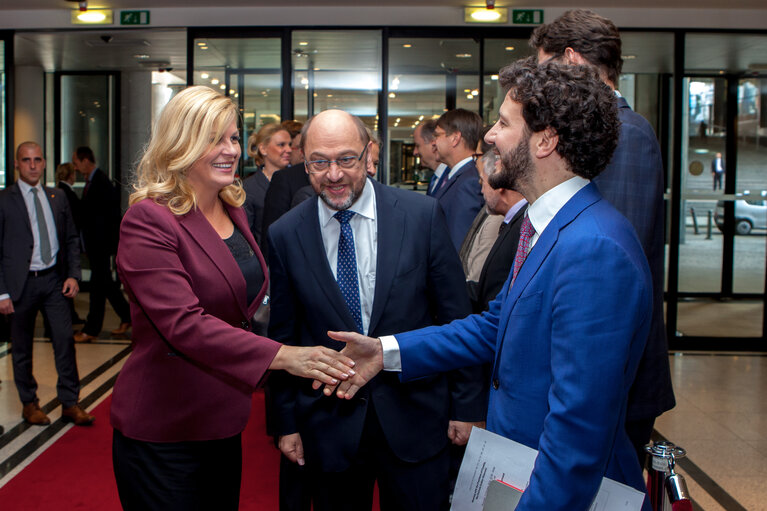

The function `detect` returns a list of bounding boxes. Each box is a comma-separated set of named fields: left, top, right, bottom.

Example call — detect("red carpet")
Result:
left=0, top=391, right=281, bottom=510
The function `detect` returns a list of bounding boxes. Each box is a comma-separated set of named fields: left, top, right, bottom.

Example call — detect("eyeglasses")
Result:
left=305, top=145, right=367, bottom=174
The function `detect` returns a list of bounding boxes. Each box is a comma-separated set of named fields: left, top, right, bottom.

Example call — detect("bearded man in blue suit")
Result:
left=326, top=58, right=653, bottom=511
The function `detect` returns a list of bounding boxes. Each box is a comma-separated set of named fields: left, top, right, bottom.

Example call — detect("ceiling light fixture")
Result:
left=465, top=4, right=508, bottom=24
left=71, top=8, right=113, bottom=24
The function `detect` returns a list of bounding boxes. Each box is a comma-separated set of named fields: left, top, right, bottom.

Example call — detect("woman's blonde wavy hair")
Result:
left=129, top=85, right=245, bottom=215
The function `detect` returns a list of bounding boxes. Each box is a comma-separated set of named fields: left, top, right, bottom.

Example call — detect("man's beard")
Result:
left=488, top=133, right=533, bottom=192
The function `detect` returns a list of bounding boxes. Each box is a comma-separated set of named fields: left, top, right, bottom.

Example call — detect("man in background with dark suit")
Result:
left=71, top=146, right=131, bottom=342
left=0, top=142, right=94, bottom=426
left=531, top=8, right=675, bottom=466
left=268, top=110, right=484, bottom=510
left=431, top=109, right=484, bottom=251
left=55, top=162, right=84, bottom=325
left=467, top=150, right=527, bottom=314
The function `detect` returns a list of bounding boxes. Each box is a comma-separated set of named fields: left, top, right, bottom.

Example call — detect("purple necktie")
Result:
left=511, top=215, right=534, bottom=285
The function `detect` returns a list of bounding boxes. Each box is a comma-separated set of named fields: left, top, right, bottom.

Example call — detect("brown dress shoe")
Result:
left=62, top=404, right=95, bottom=426
left=22, top=402, right=51, bottom=425
left=74, top=332, right=97, bottom=343
left=110, top=322, right=131, bottom=335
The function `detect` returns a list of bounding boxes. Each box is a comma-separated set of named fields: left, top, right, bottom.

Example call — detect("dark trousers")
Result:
left=83, top=252, right=130, bottom=336
left=305, top=402, right=450, bottom=511
left=713, top=172, right=723, bottom=190
left=10, top=270, right=79, bottom=406
left=113, top=429, right=242, bottom=511
left=626, top=416, right=656, bottom=471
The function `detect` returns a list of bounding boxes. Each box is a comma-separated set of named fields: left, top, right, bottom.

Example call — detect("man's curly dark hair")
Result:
left=498, top=57, right=619, bottom=180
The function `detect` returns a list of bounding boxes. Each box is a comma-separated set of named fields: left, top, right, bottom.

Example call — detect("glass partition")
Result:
left=483, top=40, right=533, bottom=125
left=193, top=37, right=282, bottom=175
left=388, top=37, right=478, bottom=186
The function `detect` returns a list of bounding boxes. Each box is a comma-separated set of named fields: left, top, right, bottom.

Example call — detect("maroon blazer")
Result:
left=111, top=198, right=281, bottom=442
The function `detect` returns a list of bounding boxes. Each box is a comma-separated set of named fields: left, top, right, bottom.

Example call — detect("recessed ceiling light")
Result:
left=211, top=78, right=219, bottom=85
left=403, top=44, right=412, bottom=48
left=491, top=74, right=499, bottom=80
left=299, top=41, right=309, bottom=46
left=197, top=41, right=206, bottom=47
left=623, top=55, right=636, bottom=60
left=505, top=46, right=515, bottom=51
left=219, top=84, right=226, bottom=90
left=389, top=92, right=396, bottom=98
left=201, top=72, right=209, bottom=79
left=456, top=53, right=472, bottom=58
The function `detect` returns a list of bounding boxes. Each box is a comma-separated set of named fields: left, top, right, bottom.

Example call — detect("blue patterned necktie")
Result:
left=334, top=210, right=363, bottom=333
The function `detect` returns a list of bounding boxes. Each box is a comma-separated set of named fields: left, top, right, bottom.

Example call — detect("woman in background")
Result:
left=111, top=86, right=354, bottom=511
left=242, top=123, right=292, bottom=244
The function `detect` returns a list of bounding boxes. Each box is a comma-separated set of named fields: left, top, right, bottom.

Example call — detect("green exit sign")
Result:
left=120, top=10, right=150, bottom=25
left=512, top=9, right=543, bottom=25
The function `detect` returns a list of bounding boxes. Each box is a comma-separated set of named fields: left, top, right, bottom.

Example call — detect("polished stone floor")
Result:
left=0, top=295, right=764, bottom=511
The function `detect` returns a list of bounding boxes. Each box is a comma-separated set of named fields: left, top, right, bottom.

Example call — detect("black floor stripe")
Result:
left=0, top=345, right=131, bottom=452
left=0, top=372, right=119, bottom=479
left=652, top=430, right=748, bottom=511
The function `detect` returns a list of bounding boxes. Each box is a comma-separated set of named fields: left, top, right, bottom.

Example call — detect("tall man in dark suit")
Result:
left=268, top=110, right=485, bottom=510
left=431, top=109, right=485, bottom=251
left=0, top=142, right=94, bottom=426
left=531, top=9, right=675, bottom=466
left=466, top=151, right=527, bottom=314
left=327, top=59, right=653, bottom=511
left=71, top=146, right=131, bottom=342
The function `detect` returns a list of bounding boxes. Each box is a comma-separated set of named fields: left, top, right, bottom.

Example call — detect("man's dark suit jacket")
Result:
left=467, top=207, right=525, bottom=314
left=267, top=180, right=485, bottom=472
left=260, top=163, right=308, bottom=261
left=431, top=159, right=484, bottom=252
left=593, top=96, right=675, bottom=422
left=0, top=184, right=80, bottom=301
left=57, top=182, right=81, bottom=232
left=242, top=170, right=270, bottom=246
left=80, top=168, right=121, bottom=258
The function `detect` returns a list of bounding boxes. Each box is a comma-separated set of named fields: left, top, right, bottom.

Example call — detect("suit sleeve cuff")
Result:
left=379, top=335, right=402, bottom=372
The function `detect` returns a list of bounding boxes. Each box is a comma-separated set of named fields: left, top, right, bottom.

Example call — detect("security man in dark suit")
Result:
left=0, top=142, right=94, bottom=426
left=71, top=146, right=131, bottom=342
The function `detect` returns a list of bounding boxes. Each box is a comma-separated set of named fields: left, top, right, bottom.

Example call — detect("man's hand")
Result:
left=447, top=420, right=485, bottom=446
left=269, top=344, right=355, bottom=386
left=279, top=433, right=305, bottom=466
left=62, top=278, right=79, bottom=298
left=0, top=298, right=13, bottom=315
left=316, top=331, right=384, bottom=399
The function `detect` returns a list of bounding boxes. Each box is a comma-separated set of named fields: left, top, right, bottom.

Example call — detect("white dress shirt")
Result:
left=17, top=179, right=60, bottom=271
left=381, top=176, right=590, bottom=371
left=317, top=178, right=377, bottom=335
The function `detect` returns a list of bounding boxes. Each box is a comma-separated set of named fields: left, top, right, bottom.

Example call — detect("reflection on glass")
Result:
left=293, top=30, right=381, bottom=126
left=483, top=39, right=533, bottom=124
left=734, top=77, right=767, bottom=295
left=678, top=77, right=725, bottom=293
left=194, top=37, right=282, bottom=176
left=60, top=75, right=113, bottom=181
left=388, top=37, right=478, bottom=185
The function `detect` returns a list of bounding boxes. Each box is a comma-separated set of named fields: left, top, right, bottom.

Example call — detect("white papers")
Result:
left=451, top=427, right=646, bottom=511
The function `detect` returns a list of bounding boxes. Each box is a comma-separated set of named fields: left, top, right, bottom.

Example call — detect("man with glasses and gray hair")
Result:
left=266, top=109, right=485, bottom=510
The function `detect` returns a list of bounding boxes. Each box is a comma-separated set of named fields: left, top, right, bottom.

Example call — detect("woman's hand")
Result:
left=269, top=345, right=355, bottom=386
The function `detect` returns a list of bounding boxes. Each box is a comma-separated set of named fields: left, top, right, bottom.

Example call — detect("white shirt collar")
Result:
left=447, top=156, right=474, bottom=180
left=17, top=179, right=42, bottom=195
left=318, top=177, right=376, bottom=228
left=527, top=176, right=589, bottom=242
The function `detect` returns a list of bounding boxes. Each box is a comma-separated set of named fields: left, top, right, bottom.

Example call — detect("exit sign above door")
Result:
left=512, top=9, right=543, bottom=25
left=120, top=10, right=150, bottom=25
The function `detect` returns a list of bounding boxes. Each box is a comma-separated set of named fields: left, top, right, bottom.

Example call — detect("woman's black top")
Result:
left=223, top=225, right=264, bottom=305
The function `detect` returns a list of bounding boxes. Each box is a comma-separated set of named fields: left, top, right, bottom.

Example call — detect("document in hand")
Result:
left=451, top=427, right=646, bottom=511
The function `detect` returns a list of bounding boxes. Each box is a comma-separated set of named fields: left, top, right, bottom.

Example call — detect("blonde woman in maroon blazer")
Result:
left=111, top=86, right=354, bottom=511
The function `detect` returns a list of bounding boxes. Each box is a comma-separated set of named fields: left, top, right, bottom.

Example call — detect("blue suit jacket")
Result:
left=267, top=179, right=485, bottom=472
left=432, top=159, right=484, bottom=252
left=396, top=183, right=652, bottom=511
left=594, top=97, right=675, bottom=421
